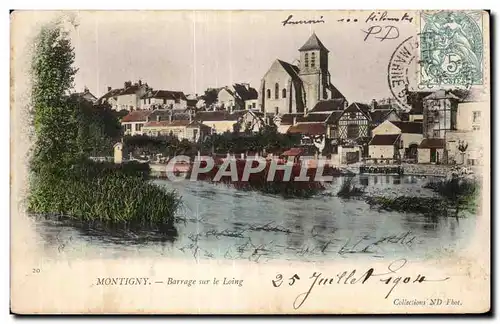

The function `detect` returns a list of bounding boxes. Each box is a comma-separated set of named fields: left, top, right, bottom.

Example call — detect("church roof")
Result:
left=298, top=33, right=329, bottom=53
left=277, top=59, right=300, bottom=80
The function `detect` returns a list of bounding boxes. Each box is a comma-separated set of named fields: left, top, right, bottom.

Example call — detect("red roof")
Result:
left=283, top=148, right=304, bottom=156
left=287, top=123, right=326, bottom=135
left=121, top=110, right=152, bottom=122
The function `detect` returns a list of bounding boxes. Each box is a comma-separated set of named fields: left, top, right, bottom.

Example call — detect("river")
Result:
left=31, top=175, right=475, bottom=262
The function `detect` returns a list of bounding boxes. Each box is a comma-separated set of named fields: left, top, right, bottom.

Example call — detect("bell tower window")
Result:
left=311, top=52, right=316, bottom=67
left=275, top=83, right=279, bottom=99
left=304, top=53, right=309, bottom=68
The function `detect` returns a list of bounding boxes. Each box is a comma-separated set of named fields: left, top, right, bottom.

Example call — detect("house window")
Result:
left=347, top=125, right=359, bottom=138
left=275, top=83, right=279, bottom=99
left=135, top=123, right=143, bottom=131
left=350, top=112, right=356, bottom=119
left=473, top=111, right=481, bottom=123
left=125, top=124, right=132, bottom=131
left=433, top=130, right=440, bottom=137
left=148, top=98, right=151, bottom=104
left=175, top=99, right=180, bottom=104
left=163, top=98, right=167, bottom=104
left=473, top=125, right=480, bottom=131
left=252, top=102, right=256, bottom=109
left=282, top=88, right=287, bottom=98
left=311, top=52, right=316, bottom=67
left=267, top=89, right=271, bottom=99
left=305, top=53, right=309, bottom=67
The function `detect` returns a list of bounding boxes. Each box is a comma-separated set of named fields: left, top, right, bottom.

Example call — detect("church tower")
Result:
left=298, top=33, right=332, bottom=110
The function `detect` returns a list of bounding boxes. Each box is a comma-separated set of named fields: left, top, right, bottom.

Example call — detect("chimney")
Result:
left=371, top=99, right=377, bottom=111
left=107, top=86, right=112, bottom=92
left=138, top=80, right=142, bottom=86
left=84, top=86, right=89, bottom=93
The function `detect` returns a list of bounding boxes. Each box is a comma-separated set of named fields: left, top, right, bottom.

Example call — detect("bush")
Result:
left=337, top=177, right=364, bottom=198
left=28, top=161, right=180, bottom=232
left=365, top=196, right=447, bottom=215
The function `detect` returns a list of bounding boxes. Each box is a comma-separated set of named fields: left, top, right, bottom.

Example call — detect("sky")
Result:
left=14, top=10, right=420, bottom=103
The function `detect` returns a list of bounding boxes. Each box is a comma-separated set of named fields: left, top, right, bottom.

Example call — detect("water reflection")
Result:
left=32, top=175, right=475, bottom=262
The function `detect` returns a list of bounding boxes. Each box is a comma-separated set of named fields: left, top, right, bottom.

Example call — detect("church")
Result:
left=259, top=33, right=346, bottom=115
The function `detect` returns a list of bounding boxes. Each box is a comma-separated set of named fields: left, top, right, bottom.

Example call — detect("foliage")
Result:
left=202, top=126, right=301, bottom=154
left=28, top=21, right=180, bottom=231
left=423, top=176, right=480, bottom=215
left=28, top=161, right=180, bottom=231
left=30, top=22, right=80, bottom=173
left=365, top=196, right=447, bottom=215
left=201, top=88, right=219, bottom=108
left=337, top=177, right=365, bottom=198
left=124, top=134, right=200, bottom=158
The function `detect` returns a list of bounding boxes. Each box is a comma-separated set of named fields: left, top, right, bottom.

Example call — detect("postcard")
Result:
left=10, top=10, right=490, bottom=314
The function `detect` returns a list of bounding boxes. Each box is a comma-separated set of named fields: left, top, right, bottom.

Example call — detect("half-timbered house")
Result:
left=336, top=102, right=372, bottom=145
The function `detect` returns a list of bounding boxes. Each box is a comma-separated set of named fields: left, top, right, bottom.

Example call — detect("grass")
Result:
left=28, top=160, right=181, bottom=233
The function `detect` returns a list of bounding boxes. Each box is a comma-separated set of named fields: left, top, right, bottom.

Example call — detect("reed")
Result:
left=28, top=161, right=181, bottom=232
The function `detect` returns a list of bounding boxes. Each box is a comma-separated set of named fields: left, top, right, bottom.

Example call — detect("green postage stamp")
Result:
left=419, top=11, right=484, bottom=87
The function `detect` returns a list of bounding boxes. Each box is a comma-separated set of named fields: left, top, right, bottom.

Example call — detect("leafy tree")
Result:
left=30, top=21, right=79, bottom=172
left=201, top=88, right=218, bottom=108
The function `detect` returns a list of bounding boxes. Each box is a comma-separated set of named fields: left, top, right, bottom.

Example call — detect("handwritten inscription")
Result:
left=282, top=15, right=325, bottom=27
left=362, top=25, right=400, bottom=42
left=271, top=259, right=450, bottom=310
left=338, top=231, right=417, bottom=254
left=366, top=11, right=414, bottom=23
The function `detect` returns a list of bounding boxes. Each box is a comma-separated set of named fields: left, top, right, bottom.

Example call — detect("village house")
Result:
left=259, top=33, right=346, bottom=115
left=444, top=88, right=488, bottom=166
left=73, top=87, right=97, bottom=104
left=416, top=90, right=460, bottom=164
left=232, top=110, right=266, bottom=133
left=417, top=138, right=446, bottom=164
left=368, top=99, right=401, bottom=128
left=121, top=110, right=152, bottom=136
left=368, top=134, right=402, bottom=163
left=97, top=80, right=149, bottom=111
left=142, top=116, right=211, bottom=142
left=196, top=111, right=240, bottom=134
left=370, top=120, right=423, bottom=162
left=140, top=89, right=187, bottom=110
left=217, top=83, right=259, bottom=111
left=422, top=90, right=460, bottom=139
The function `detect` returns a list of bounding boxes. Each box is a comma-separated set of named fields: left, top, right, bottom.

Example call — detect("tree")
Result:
left=30, top=20, right=79, bottom=173
left=201, top=88, right=218, bottom=108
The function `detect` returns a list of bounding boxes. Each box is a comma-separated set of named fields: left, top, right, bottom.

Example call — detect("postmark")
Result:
left=387, top=36, right=419, bottom=110
left=419, top=11, right=483, bottom=87
left=388, top=33, right=473, bottom=110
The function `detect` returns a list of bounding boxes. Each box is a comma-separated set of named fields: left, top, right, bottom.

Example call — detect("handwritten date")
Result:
left=272, top=259, right=450, bottom=310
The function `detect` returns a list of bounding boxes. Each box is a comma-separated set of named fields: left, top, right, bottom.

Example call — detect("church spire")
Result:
left=298, top=32, right=329, bottom=53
